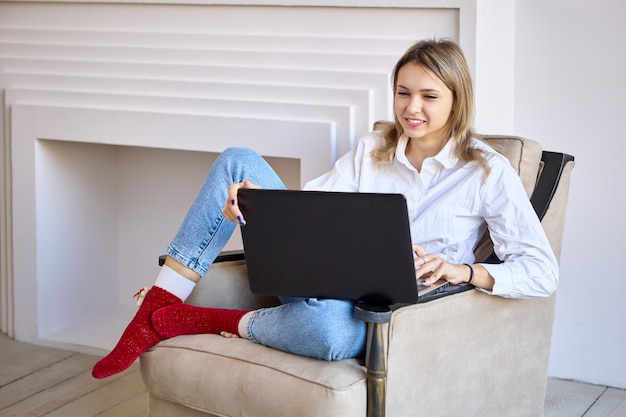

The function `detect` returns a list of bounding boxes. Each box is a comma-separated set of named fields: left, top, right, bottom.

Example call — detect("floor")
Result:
left=1, top=333, right=625, bottom=417
left=0, top=333, right=145, bottom=417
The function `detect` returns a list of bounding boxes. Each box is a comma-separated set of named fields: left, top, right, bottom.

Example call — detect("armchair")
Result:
left=140, top=135, right=574, bottom=417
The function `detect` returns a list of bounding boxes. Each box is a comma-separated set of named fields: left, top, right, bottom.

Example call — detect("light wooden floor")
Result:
left=0, top=333, right=146, bottom=416
left=1, top=333, right=625, bottom=417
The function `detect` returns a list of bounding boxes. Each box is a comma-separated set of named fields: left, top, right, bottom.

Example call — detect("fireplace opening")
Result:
left=35, top=139, right=299, bottom=353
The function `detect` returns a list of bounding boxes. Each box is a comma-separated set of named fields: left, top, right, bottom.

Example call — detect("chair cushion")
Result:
left=141, top=334, right=366, bottom=417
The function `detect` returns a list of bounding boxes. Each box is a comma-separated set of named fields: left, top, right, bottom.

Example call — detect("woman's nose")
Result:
left=407, top=97, right=422, bottom=113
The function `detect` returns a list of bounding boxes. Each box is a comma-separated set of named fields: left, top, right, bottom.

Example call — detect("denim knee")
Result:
left=216, top=147, right=261, bottom=172
left=214, top=147, right=283, bottom=188
left=218, top=146, right=256, bottom=159
left=302, top=299, right=367, bottom=361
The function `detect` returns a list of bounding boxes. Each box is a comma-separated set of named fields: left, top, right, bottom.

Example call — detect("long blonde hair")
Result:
left=372, top=38, right=489, bottom=176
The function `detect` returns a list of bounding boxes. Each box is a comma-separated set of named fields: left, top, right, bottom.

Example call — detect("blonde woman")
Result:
left=93, top=39, right=557, bottom=379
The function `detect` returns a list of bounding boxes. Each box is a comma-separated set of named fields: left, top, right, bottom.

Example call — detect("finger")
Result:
left=242, top=179, right=261, bottom=189
left=412, top=245, right=428, bottom=269
left=222, top=187, right=239, bottom=222
left=414, top=252, right=431, bottom=270
left=416, top=269, right=433, bottom=284
left=232, top=180, right=261, bottom=224
left=222, top=183, right=247, bottom=225
left=415, top=257, right=445, bottom=284
left=419, top=269, right=443, bottom=286
left=414, top=258, right=432, bottom=281
left=412, top=244, right=426, bottom=257
left=417, top=272, right=437, bottom=287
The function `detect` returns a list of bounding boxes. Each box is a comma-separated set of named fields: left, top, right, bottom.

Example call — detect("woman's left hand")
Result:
left=412, top=244, right=471, bottom=286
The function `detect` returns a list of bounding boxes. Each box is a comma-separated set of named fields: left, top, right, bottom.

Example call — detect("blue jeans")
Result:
left=167, top=147, right=366, bottom=361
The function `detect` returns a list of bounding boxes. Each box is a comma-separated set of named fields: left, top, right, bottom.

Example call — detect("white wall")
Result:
left=513, top=0, right=626, bottom=388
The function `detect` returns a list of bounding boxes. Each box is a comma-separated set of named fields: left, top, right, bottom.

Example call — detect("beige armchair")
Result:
left=140, top=135, right=574, bottom=417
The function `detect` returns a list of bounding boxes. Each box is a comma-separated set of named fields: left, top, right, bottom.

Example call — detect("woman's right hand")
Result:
left=222, top=179, right=260, bottom=225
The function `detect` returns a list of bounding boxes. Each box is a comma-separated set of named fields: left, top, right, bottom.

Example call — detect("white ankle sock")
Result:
left=154, top=265, right=196, bottom=301
left=237, top=311, right=255, bottom=339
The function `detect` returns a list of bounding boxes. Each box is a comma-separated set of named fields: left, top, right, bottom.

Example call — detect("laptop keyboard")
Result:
left=417, top=281, right=451, bottom=296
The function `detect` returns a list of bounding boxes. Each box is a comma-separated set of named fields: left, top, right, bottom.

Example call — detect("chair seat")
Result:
left=141, top=334, right=367, bottom=417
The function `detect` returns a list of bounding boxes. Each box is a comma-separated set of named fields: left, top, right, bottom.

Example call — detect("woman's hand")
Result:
left=412, top=244, right=472, bottom=286
left=222, top=179, right=260, bottom=225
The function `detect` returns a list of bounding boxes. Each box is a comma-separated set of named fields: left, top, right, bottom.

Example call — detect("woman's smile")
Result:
left=394, top=62, right=454, bottom=145
left=404, top=117, right=426, bottom=128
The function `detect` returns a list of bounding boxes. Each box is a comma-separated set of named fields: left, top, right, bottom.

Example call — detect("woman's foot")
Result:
left=91, top=286, right=181, bottom=379
left=151, top=304, right=251, bottom=338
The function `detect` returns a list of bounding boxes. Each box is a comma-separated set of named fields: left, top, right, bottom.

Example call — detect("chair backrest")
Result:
left=478, top=135, right=543, bottom=197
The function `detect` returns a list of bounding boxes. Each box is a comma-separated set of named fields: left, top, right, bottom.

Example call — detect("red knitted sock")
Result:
left=151, top=304, right=252, bottom=338
left=92, top=286, right=181, bottom=379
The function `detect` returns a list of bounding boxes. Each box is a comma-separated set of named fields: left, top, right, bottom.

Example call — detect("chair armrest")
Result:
left=158, top=250, right=245, bottom=267
left=382, top=289, right=555, bottom=417
left=183, top=258, right=279, bottom=311
left=158, top=251, right=278, bottom=310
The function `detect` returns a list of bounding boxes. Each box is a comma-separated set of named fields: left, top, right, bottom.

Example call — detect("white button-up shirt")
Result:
left=304, top=131, right=558, bottom=299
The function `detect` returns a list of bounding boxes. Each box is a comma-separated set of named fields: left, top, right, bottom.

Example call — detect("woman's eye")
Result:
left=397, top=91, right=410, bottom=96
left=424, top=95, right=437, bottom=100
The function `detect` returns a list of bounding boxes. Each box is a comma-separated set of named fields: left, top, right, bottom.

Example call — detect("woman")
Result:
left=92, top=38, right=557, bottom=379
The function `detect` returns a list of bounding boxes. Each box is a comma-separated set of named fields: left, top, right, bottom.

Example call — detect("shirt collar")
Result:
left=395, top=135, right=459, bottom=170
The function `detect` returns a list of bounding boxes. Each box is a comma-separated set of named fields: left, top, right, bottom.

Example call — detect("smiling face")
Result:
left=394, top=62, right=455, bottom=146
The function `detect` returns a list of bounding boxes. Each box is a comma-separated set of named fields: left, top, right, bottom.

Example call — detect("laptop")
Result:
left=237, top=189, right=449, bottom=306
